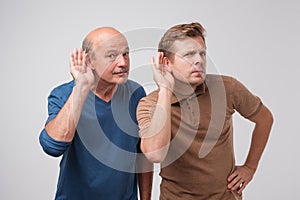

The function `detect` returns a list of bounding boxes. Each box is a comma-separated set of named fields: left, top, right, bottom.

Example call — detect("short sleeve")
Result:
left=130, top=85, right=146, bottom=120
left=136, top=92, right=158, bottom=137
left=231, top=78, right=263, bottom=119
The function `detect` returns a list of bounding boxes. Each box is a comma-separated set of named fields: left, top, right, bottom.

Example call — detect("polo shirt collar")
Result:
left=171, top=83, right=207, bottom=104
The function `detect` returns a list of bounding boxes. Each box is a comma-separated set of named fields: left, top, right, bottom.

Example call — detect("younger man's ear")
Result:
left=162, top=57, right=170, bottom=66
left=162, top=57, right=173, bottom=73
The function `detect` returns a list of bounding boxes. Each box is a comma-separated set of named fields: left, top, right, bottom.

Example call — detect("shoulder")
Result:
left=47, top=80, right=74, bottom=105
left=136, top=89, right=159, bottom=121
left=45, top=80, right=75, bottom=121
left=205, top=74, right=241, bottom=92
left=138, top=89, right=159, bottom=106
left=50, top=80, right=74, bottom=97
left=206, top=74, right=237, bottom=85
left=118, top=79, right=146, bottom=102
left=126, top=79, right=143, bottom=88
left=124, top=79, right=144, bottom=94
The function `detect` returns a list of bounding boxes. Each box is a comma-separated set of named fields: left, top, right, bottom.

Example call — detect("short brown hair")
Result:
left=158, top=22, right=206, bottom=60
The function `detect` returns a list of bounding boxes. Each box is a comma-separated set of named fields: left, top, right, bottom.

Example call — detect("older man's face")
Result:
left=91, top=34, right=130, bottom=85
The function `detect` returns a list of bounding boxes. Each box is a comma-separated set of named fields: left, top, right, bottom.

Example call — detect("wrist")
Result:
left=75, top=76, right=94, bottom=90
left=244, top=164, right=257, bottom=174
left=74, top=79, right=91, bottom=95
left=158, top=87, right=173, bottom=97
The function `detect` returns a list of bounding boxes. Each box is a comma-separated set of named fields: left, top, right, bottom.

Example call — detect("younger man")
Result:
left=137, top=22, right=273, bottom=200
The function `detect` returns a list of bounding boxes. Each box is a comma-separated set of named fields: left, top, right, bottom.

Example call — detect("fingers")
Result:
left=150, top=56, right=156, bottom=71
left=227, top=166, right=254, bottom=194
left=227, top=175, right=244, bottom=193
left=82, top=51, right=87, bottom=70
left=69, top=51, right=75, bottom=68
left=227, top=171, right=240, bottom=189
left=151, top=52, right=164, bottom=72
left=237, top=181, right=247, bottom=194
left=70, top=48, right=86, bottom=73
left=227, top=170, right=237, bottom=183
left=150, top=52, right=175, bottom=91
left=157, top=52, right=164, bottom=71
left=150, top=54, right=160, bottom=79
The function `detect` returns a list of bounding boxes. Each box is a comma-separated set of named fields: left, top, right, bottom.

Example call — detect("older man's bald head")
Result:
left=82, top=27, right=127, bottom=60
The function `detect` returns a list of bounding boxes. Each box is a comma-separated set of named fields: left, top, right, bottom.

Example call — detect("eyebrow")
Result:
left=105, top=49, right=118, bottom=54
left=177, top=48, right=199, bottom=55
left=105, top=47, right=129, bottom=54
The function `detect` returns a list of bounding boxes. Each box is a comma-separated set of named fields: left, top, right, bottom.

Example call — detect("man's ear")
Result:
left=162, top=56, right=173, bottom=73
left=85, top=55, right=95, bottom=70
left=162, top=57, right=170, bottom=66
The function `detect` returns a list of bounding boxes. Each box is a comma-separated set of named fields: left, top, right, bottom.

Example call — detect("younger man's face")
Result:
left=168, top=36, right=207, bottom=88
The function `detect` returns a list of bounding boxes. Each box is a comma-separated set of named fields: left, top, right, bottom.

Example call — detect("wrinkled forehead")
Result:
left=170, top=36, right=206, bottom=54
left=94, top=34, right=129, bottom=52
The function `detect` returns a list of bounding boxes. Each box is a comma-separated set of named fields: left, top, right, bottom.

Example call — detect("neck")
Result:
left=94, top=79, right=118, bottom=102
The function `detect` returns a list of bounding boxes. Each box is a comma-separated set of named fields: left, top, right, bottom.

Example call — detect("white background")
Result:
left=0, top=0, right=299, bottom=199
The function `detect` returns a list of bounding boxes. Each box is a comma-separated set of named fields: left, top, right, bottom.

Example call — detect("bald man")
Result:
left=39, top=27, right=152, bottom=200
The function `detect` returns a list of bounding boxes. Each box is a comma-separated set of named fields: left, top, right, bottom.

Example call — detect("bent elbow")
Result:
left=141, top=145, right=168, bottom=163
left=270, top=112, right=274, bottom=125
left=266, top=107, right=274, bottom=126
left=39, top=129, right=70, bottom=157
left=144, top=152, right=166, bottom=163
left=41, top=146, right=64, bottom=157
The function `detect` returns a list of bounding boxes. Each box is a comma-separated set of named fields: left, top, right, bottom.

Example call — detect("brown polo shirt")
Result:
left=137, top=74, right=262, bottom=200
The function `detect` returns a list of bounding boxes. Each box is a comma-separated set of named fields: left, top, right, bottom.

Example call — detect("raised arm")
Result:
left=45, top=48, right=97, bottom=142
left=139, top=52, right=175, bottom=163
left=227, top=104, right=273, bottom=194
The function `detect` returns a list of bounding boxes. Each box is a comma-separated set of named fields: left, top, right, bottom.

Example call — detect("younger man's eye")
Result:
left=184, top=51, right=195, bottom=57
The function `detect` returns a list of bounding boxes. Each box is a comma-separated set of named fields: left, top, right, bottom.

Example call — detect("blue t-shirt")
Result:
left=39, top=80, right=146, bottom=200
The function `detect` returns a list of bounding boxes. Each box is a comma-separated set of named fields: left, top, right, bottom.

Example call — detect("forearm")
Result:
left=138, top=171, right=153, bottom=200
left=244, top=106, right=273, bottom=171
left=45, top=82, right=90, bottom=142
left=137, top=152, right=153, bottom=199
left=227, top=105, right=273, bottom=193
left=141, top=88, right=172, bottom=162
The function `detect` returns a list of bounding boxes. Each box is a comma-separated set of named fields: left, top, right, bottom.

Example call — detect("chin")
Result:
left=116, top=76, right=128, bottom=84
left=191, top=77, right=205, bottom=85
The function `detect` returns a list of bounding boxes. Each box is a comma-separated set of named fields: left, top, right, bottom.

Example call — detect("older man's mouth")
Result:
left=112, top=68, right=128, bottom=75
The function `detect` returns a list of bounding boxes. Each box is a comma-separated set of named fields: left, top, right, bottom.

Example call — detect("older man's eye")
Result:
left=108, top=54, right=117, bottom=59
left=122, top=51, right=129, bottom=57
left=200, top=51, right=206, bottom=58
